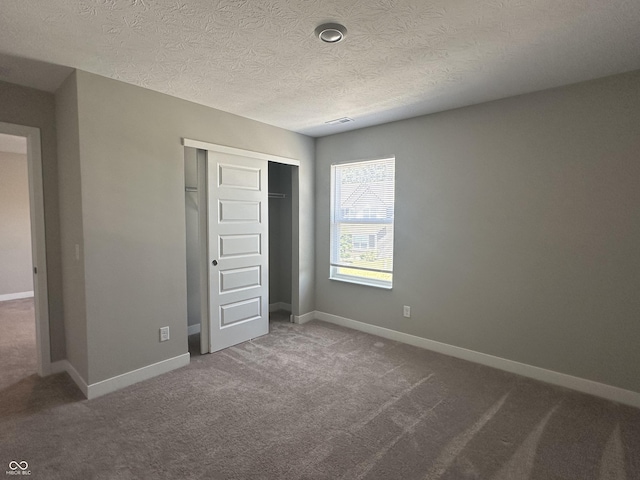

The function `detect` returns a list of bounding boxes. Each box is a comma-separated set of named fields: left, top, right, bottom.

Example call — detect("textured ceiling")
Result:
left=1, top=0, right=639, bottom=137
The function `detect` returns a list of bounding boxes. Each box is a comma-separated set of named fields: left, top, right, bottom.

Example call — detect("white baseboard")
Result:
left=0, top=291, right=34, bottom=302
left=188, top=324, right=201, bottom=336
left=269, top=302, right=292, bottom=313
left=50, top=360, right=67, bottom=375
left=87, top=353, right=190, bottom=399
left=50, top=359, right=89, bottom=398
left=314, top=311, right=640, bottom=409
left=50, top=354, right=190, bottom=400
left=293, top=311, right=315, bottom=324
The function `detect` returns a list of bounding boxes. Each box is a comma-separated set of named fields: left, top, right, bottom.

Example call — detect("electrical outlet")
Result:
left=159, top=326, right=170, bottom=342
left=403, top=305, right=411, bottom=318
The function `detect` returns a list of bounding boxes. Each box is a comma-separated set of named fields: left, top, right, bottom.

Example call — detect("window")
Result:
left=341, top=207, right=355, bottom=218
left=352, top=234, right=376, bottom=251
left=330, top=157, right=395, bottom=288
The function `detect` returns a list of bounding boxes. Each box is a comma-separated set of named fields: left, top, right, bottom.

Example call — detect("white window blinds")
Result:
left=330, top=157, right=395, bottom=289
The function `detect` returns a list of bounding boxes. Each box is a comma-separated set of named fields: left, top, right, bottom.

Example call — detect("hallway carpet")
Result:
left=0, top=298, right=37, bottom=390
left=1, top=305, right=639, bottom=479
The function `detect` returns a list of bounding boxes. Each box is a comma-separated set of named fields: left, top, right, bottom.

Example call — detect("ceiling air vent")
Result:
left=325, top=117, right=354, bottom=125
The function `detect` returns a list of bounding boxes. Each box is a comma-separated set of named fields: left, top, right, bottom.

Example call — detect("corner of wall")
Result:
left=55, top=70, right=89, bottom=382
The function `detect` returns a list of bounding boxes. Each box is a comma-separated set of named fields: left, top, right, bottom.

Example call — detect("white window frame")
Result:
left=330, top=156, right=395, bottom=289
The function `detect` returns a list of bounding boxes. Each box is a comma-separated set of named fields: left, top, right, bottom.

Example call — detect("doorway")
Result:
left=0, top=123, right=51, bottom=381
left=183, top=141, right=299, bottom=355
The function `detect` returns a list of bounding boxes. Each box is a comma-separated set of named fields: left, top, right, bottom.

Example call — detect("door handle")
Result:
left=212, top=260, right=218, bottom=266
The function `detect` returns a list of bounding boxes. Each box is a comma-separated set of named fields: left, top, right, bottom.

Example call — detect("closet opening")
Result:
left=268, top=162, right=294, bottom=327
left=184, top=145, right=299, bottom=356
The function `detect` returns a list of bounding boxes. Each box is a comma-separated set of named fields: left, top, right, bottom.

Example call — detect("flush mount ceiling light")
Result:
left=315, top=23, right=347, bottom=43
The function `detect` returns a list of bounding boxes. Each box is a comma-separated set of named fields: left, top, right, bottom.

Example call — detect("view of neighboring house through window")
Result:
left=330, top=157, right=395, bottom=288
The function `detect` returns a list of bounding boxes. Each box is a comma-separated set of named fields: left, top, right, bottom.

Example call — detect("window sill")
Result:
left=329, top=275, right=393, bottom=290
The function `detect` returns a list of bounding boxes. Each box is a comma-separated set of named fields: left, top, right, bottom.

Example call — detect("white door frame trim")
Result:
left=182, top=138, right=301, bottom=167
left=0, top=122, right=51, bottom=376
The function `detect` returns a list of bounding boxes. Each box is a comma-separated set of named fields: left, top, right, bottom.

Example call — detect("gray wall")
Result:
left=315, top=70, right=640, bottom=394
left=55, top=72, right=88, bottom=379
left=0, top=80, right=65, bottom=361
left=63, top=70, right=314, bottom=384
left=0, top=151, right=33, bottom=295
left=269, top=162, right=293, bottom=306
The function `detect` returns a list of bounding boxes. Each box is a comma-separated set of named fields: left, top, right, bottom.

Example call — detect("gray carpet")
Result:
left=1, top=301, right=639, bottom=479
left=0, top=298, right=38, bottom=390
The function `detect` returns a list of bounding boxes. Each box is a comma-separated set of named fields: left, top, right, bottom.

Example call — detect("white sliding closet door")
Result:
left=207, top=150, right=269, bottom=352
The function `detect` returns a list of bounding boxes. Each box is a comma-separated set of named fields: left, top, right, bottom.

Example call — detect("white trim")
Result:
left=182, top=138, right=300, bottom=166
left=86, top=353, right=190, bottom=399
left=196, top=148, right=210, bottom=354
left=293, top=311, right=315, bottom=324
left=50, top=360, right=89, bottom=398
left=0, top=291, right=34, bottom=302
left=314, top=311, right=640, bottom=409
left=50, top=354, right=191, bottom=400
left=269, top=302, right=292, bottom=313
left=331, top=154, right=396, bottom=167
left=329, top=274, right=393, bottom=290
left=0, top=122, right=50, bottom=377
left=188, top=323, right=201, bottom=336
left=50, top=360, right=66, bottom=374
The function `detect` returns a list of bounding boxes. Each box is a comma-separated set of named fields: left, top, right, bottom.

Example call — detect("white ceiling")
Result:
left=0, top=133, right=27, bottom=155
left=1, top=0, right=639, bottom=137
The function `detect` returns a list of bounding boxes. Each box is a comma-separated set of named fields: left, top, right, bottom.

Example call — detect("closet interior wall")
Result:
left=268, top=162, right=293, bottom=312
